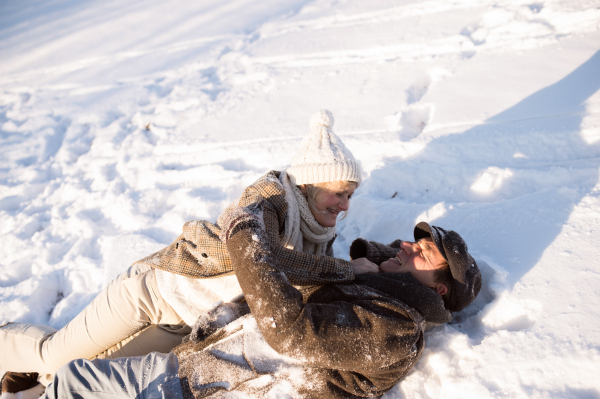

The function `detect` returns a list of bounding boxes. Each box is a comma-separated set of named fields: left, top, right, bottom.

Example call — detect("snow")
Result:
left=1, top=0, right=600, bottom=397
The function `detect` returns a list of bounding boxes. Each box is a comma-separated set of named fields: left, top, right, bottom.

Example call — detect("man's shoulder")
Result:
left=344, top=273, right=452, bottom=325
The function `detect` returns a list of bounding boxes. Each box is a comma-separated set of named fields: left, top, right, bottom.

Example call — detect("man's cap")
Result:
left=414, top=221, right=482, bottom=312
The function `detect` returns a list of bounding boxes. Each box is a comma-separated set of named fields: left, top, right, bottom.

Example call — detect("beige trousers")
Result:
left=0, top=264, right=190, bottom=385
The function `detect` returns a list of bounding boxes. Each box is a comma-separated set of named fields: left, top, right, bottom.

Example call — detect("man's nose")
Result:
left=401, top=241, right=419, bottom=254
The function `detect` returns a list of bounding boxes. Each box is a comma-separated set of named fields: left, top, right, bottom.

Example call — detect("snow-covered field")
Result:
left=1, top=0, right=600, bottom=397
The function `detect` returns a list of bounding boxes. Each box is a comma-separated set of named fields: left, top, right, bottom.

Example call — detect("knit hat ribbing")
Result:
left=287, top=110, right=363, bottom=186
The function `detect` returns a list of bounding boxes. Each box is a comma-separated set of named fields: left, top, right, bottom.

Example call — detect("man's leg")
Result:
left=43, top=352, right=182, bottom=399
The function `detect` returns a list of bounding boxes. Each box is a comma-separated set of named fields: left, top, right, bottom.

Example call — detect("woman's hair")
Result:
left=432, top=263, right=453, bottom=307
left=302, top=181, right=358, bottom=221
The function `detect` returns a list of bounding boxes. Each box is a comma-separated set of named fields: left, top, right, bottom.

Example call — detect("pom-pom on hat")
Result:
left=286, top=110, right=363, bottom=187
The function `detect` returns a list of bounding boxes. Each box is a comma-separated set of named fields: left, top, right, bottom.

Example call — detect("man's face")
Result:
left=379, top=237, right=446, bottom=288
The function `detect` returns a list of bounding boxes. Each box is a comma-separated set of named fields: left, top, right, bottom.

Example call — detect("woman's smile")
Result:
left=303, top=181, right=357, bottom=227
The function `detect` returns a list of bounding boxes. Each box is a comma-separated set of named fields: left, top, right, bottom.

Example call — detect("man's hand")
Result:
left=350, top=258, right=380, bottom=275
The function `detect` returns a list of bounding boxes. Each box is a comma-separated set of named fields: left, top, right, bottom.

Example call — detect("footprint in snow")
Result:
left=385, top=103, right=434, bottom=141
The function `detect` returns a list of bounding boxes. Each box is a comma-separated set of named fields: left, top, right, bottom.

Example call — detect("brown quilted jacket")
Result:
left=175, top=222, right=452, bottom=398
left=134, top=171, right=354, bottom=285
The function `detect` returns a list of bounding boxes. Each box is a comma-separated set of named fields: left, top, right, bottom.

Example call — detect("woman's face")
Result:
left=302, top=181, right=357, bottom=227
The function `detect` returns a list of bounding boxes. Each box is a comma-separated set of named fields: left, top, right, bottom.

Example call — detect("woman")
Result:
left=0, top=110, right=377, bottom=389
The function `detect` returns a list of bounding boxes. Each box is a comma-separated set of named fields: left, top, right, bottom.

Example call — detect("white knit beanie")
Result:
left=286, top=110, right=362, bottom=187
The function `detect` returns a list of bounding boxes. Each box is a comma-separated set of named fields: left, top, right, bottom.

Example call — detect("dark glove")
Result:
left=186, top=302, right=250, bottom=344
left=349, top=238, right=403, bottom=265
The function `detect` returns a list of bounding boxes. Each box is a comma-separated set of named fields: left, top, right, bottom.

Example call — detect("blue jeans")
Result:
left=42, top=352, right=183, bottom=399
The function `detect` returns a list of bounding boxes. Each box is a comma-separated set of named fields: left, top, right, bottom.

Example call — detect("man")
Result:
left=37, top=214, right=481, bottom=399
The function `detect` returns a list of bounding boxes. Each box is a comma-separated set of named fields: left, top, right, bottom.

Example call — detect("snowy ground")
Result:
left=1, top=0, right=600, bottom=397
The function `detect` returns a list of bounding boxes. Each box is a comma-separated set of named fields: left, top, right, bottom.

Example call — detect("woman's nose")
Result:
left=338, top=196, right=349, bottom=211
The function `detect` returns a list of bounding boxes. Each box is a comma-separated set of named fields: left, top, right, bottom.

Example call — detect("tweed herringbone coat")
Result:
left=134, top=170, right=354, bottom=285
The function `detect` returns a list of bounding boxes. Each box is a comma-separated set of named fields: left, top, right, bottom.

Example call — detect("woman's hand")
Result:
left=350, top=258, right=380, bottom=275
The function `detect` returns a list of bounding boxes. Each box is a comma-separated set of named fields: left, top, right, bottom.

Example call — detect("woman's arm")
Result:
left=133, top=169, right=366, bottom=282
left=261, top=199, right=355, bottom=285
left=233, top=177, right=355, bottom=285
left=222, top=214, right=424, bottom=372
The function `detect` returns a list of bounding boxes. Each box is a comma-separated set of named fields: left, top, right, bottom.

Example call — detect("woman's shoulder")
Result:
left=246, top=170, right=285, bottom=195
left=252, top=170, right=282, bottom=187
left=240, top=170, right=287, bottom=215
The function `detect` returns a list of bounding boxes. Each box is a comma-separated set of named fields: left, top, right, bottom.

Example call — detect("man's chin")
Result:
left=380, top=260, right=402, bottom=273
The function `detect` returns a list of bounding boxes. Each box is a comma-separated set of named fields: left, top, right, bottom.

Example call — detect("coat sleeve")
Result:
left=234, top=181, right=353, bottom=285
left=225, top=226, right=425, bottom=374
left=261, top=200, right=353, bottom=285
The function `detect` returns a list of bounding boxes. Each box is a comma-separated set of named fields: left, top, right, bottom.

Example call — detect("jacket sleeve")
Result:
left=262, top=200, right=353, bottom=285
left=233, top=182, right=354, bottom=285
left=225, top=226, right=425, bottom=374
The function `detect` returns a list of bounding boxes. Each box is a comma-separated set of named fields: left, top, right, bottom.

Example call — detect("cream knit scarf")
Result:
left=279, top=172, right=336, bottom=256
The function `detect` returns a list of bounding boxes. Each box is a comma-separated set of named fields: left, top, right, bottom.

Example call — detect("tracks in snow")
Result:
left=2, top=0, right=598, bottom=87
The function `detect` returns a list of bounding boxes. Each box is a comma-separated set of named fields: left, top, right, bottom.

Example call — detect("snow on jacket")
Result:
left=174, top=217, right=452, bottom=398
left=134, top=170, right=354, bottom=285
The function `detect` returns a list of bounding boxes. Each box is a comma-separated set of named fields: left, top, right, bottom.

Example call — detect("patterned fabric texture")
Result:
left=134, top=171, right=353, bottom=285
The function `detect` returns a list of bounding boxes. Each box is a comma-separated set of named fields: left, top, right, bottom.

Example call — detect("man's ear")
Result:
left=299, top=184, right=308, bottom=194
left=435, top=284, right=448, bottom=296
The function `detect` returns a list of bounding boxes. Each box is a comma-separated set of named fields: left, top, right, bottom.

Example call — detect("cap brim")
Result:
left=414, top=222, right=448, bottom=261
left=415, top=222, right=483, bottom=311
